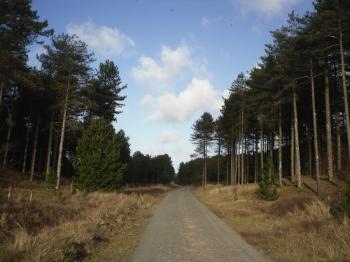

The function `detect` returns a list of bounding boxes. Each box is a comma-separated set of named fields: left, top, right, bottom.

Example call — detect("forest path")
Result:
left=131, top=187, right=268, bottom=262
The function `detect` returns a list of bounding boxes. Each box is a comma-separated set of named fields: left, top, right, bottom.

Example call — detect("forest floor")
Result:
left=0, top=169, right=171, bottom=262
left=193, top=176, right=350, bottom=262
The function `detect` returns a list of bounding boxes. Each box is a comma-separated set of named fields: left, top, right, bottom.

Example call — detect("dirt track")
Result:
left=131, top=187, right=268, bottom=262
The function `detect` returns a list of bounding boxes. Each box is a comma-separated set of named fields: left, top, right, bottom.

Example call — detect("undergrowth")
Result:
left=0, top=184, right=169, bottom=261
left=194, top=179, right=350, bottom=262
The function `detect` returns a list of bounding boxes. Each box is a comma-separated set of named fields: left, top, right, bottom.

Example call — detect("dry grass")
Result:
left=0, top=172, right=170, bottom=262
left=193, top=177, right=350, bottom=262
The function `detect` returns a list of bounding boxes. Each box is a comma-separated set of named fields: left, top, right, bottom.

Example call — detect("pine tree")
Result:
left=191, top=112, right=214, bottom=186
left=257, top=134, right=279, bottom=201
left=0, top=0, right=52, bottom=105
left=73, top=118, right=126, bottom=191
left=39, top=33, right=94, bottom=189
left=214, top=118, right=223, bottom=184
left=84, top=60, right=127, bottom=123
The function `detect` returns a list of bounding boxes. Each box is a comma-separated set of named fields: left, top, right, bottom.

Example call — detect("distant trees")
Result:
left=74, top=119, right=126, bottom=191
left=127, top=152, right=175, bottom=185
left=177, top=156, right=228, bottom=186
left=177, top=159, right=203, bottom=185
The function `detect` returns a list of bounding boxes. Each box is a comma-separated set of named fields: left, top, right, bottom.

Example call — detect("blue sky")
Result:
left=30, top=0, right=313, bottom=170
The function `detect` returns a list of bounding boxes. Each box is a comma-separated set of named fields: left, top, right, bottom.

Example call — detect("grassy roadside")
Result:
left=193, top=177, right=350, bottom=262
left=0, top=171, right=170, bottom=262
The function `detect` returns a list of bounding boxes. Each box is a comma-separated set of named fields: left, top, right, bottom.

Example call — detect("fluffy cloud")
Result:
left=139, top=94, right=154, bottom=108
left=157, top=131, right=182, bottom=144
left=141, top=78, right=223, bottom=123
left=234, top=0, right=301, bottom=16
left=66, top=21, right=135, bottom=59
left=139, top=144, right=152, bottom=155
left=131, top=43, right=206, bottom=90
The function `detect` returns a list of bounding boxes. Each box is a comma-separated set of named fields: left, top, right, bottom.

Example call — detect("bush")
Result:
left=73, top=118, right=126, bottom=191
left=256, top=155, right=279, bottom=201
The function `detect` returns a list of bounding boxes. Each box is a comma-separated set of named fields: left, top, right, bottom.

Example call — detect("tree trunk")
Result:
left=291, top=111, right=295, bottom=183
left=246, top=150, right=249, bottom=184
left=325, top=70, right=334, bottom=181
left=217, top=137, right=221, bottom=185
left=52, top=132, right=59, bottom=171
left=255, top=136, right=258, bottom=183
left=22, top=126, right=30, bottom=173
left=202, top=165, right=204, bottom=186
left=239, top=138, right=241, bottom=184
left=278, top=108, right=283, bottom=186
left=204, top=141, right=207, bottom=186
left=45, top=114, right=54, bottom=179
left=241, top=106, right=244, bottom=184
left=30, top=115, right=40, bottom=181
left=293, top=89, right=302, bottom=188
left=308, top=134, right=312, bottom=177
left=310, top=59, right=321, bottom=193
left=269, top=132, right=274, bottom=177
left=260, top=127, right=264, bottom=177
left=230, top=146, right=234, bottom=185
left=338, top=20, right=350, bottom=161
left=56, top=75, right=70, bottom=190
left=3, top=125, right=12, bottom=167
left=237, top=124, right=241, bottom=185
left=38, top=144, right=45, bottom=172
left=230, top=127, right=235, bottom=185
left=235, top=144, right=239, bottom=184
left=0, top=81, right=4, bottom=105
left=226, top=154, right=229, bottom=185
left=336, top=114, right=342, bottom=171
left=264, top=134, right=267, bottom=160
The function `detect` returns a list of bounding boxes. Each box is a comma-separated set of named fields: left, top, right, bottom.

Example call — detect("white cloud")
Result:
left=139, top=144, right=151, bottom=155
left=234, top=0, right=301, bottom=16
left=157, top=131, right=182, bottom=144
left=131, top=43, right=206, bottom=90
left=66, top=21, right=135, bottom=59
left=222, top=89, right=230, bottom=100
left=172, top=146, right=194, bottom=170
left=172, top=147, right=193, bottom=158
left=140, top=78, right=223, bottom=123
left=140, top=94, right=154, bottom=108
left=201, top=16, right=223, bottom=27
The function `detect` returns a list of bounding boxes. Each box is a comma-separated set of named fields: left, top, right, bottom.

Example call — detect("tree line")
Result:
left=0, top=0, right=175, bottom=190
left=181, top=0, right=349, bottom=195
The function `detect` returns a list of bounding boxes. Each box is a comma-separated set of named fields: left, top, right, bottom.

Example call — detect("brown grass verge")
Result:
left=0, top=178, right=170, bottom=262
left=193, top=177, right=350, bottom=262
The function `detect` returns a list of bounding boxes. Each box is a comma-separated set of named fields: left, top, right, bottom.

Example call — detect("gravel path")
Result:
left=131, top=187, right=268, bottom=262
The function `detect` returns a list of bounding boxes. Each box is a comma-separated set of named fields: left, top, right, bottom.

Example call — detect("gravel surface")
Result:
left=131, top=187, right=268, bottom=262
